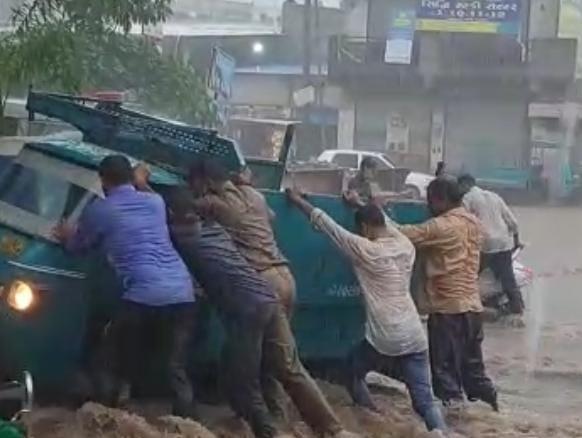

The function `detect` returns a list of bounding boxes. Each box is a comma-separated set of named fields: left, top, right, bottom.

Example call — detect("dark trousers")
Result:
left=222, top=304, right=341, bottom=438
left=347, top=341, right=446, bottom=431
left=107, top=300, right=196, bottom=417
left=481, top=251, right=525, bottom=314
left=74, top=313, right=111, bottom=402
left=428, top=313, right=496, bottom=405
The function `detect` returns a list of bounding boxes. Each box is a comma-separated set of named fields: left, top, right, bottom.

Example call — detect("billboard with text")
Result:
left=416, top=0, right=521, bottom=34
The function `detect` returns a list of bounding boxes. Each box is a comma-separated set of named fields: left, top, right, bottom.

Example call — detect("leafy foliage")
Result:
left=12, top=0, right=172, bottom=34
left=0, top=35, right=18, bottom=116
left=81, top=34, right=216, bottom=125
left=1, top=0, right=215, bottom=126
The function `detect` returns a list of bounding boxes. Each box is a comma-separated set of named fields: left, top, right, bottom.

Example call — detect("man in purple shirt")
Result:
left=54, top=155, right=197, bottom=418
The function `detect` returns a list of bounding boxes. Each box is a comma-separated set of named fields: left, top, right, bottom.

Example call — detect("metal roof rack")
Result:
left=26, top=91, right=245, bottom=175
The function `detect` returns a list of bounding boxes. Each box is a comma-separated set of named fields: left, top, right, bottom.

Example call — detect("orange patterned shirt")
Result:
left=400, top=207, right=484, bottom=314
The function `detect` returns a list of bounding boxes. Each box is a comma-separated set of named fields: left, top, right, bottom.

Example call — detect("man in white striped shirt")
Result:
left=458, top=174, right=525, bottom=316
left=286, top=188, right=446, bottom=433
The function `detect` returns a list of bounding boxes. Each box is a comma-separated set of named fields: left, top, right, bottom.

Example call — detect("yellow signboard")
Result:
left=416, top=0, right=521, bottom=34
left=416, top=19, right=501, bottom=33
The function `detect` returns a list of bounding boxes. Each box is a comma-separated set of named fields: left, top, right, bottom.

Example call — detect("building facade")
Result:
left=329, top=0, right=576, bottom=174
left=161, top=0, right=578, bottom=176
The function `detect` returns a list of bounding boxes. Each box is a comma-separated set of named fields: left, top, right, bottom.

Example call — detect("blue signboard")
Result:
left=385, top=9, right=416, bottom=64
left=417, top=0, right=521, bottom=34
left=208, top=47, right=236, bottom=124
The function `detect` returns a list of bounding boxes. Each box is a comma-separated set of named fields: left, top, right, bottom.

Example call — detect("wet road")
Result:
left=483, top=206, right=582, bottom=419
left=26, top=206, right=582, bottom=438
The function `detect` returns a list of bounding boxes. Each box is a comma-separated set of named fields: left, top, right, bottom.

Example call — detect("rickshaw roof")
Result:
left=25, top=139, right=183, bottom=186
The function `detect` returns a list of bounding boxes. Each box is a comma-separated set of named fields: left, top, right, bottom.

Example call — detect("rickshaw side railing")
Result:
left=26, top=92, right=246, bottom=176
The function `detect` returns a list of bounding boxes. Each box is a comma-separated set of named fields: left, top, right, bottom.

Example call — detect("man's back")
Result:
left=171, top=220, right=277, bottom=319
left=353, top=235, right=427, bottom=356
left=401, top=207, right=483, bottom=314
left=74, top=185, right=194, bottom=306
left=310, top=209, right=427, bottom=356
left=463, top=186, right=517, bottom=253
left=204, top=182, right=288, bottom=271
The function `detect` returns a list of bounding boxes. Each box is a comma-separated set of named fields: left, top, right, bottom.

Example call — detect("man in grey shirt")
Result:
left=286, top=189, right=446, bottom=432
left=459, top=174, right=524, bottom=316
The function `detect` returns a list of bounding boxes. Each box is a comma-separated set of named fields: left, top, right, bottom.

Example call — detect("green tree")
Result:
left=0, top=35, right=18, bottom=119
left=1, top=0, right=215, bottom=126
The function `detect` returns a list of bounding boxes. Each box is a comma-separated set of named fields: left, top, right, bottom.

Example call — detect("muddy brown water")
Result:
left=25, top=207, right=582, bottom=437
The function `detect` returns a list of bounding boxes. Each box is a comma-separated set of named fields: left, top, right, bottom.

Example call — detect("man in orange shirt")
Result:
left=400, top=177, right=498, bottom=411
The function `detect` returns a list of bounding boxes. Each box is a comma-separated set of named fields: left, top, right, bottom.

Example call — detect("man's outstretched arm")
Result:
left=54, top=202, right=103, bottom=254
left=286, top=188, right=366, bottom=262
left=499, top=199, right=522, bottom=250
left=399, top=219, right=445, bottom=248
left=286, top=188, right=316, bottom=217
left=133, top=163, right=155, bottom=193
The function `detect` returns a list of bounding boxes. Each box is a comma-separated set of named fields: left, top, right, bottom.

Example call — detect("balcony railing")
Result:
left=328, top=34, right=526, bottom=86
left=328, top=36, right=423, bottom=87
left=328, top=34, right=576, bottom=88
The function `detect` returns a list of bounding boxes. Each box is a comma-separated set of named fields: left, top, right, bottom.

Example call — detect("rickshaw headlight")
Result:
left=6, top=281, right=35, bottom=312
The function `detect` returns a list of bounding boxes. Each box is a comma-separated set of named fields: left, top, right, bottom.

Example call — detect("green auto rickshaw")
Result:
left=0, top=92, right=428, bottom=398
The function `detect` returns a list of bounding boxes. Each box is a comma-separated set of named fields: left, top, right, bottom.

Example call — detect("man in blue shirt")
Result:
left=54, top=155, right=197, bottom=418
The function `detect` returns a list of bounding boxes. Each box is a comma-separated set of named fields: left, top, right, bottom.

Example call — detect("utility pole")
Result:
left=303, top=0, right=313, bottom=84
left=313, top=0, right=327, bottom=149
left=314, top=0, right=322, bottom=78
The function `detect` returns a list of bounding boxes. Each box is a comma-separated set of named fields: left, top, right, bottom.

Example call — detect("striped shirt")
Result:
left=171, top=221, right=277, bottom=320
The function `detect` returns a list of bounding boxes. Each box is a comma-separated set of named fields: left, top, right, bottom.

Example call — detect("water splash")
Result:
left=525, top=277, right=544, bottom=376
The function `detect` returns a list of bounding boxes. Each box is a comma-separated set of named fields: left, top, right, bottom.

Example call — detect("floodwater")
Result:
left=25, top=206, right=582, bottom=437
left=477, top=206, right=582, bottom=430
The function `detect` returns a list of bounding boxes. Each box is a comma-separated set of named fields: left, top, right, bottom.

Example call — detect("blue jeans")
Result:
left=347, top=340, right=447, bottom=431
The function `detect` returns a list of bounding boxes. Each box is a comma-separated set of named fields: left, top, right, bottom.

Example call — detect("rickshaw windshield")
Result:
left=0, top=148, right=101, bottom=242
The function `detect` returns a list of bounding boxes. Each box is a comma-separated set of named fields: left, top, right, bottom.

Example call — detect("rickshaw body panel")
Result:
left=0, top=227, right=93, bottom=386
left=192, top=193, right=429, bottom=363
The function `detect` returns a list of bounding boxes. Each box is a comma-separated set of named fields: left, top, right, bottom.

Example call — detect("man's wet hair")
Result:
left=360, top=156, right=378, bottom=170
left=457, top=173, right=476, bottom=187
left=435, top=161, right=445, bottom=177
left=98, top=155, right=132, bottom=186
left=427, top=176, right=463, bottom=205
left=355, top=203, right=386, bottom=229
left=189, top=158, right=230, bottom=184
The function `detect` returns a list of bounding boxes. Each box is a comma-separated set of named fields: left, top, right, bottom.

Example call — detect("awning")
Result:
left=528, top=103, right=562, bottom=119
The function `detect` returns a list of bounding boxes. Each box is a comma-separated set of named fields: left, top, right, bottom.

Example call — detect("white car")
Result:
left=317, top=149, right=434, bottom=199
